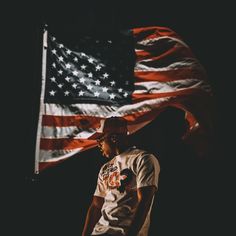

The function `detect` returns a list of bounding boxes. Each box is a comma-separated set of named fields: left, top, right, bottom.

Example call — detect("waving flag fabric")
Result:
left=35, top=26, right=213, bottom=173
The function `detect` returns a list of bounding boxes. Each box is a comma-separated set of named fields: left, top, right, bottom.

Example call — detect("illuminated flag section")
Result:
left=35, top=26, right=212, bottom=173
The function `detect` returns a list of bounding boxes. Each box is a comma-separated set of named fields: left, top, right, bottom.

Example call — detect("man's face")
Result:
left=97, top=134, right=117, bottom=158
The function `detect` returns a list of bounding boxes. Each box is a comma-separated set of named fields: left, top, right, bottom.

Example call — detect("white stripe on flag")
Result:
left=41, top=126, right=95, bottom=139
left=43, top=103, right=119, bottom=116
left=136, top=35, right=189, bottom=48
left=134, top=79, right=211, bottom=94
left=134, top=58, right=202, bottom=72
left=39, top=148, right=84, bottom=162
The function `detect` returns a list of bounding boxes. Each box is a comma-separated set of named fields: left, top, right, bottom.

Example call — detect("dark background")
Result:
left=4, top=0, right=233, bottom=235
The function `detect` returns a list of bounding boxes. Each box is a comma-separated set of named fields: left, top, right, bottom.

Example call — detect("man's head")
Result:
left=90, top=117, right=129, bottom=158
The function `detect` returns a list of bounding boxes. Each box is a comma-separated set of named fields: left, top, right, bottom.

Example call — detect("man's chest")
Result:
left=101, top=160, right=136, bottom=193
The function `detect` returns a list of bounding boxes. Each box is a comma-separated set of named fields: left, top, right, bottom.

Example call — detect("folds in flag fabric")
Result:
left=35, top=26, right=213, bottom=173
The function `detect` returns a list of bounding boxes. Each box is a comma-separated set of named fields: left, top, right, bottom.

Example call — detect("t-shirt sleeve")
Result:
left=94, top=167, right=107, bottom=198
left=135, top=154, right=160, bottom=190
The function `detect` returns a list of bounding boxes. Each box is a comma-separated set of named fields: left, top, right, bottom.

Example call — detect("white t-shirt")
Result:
left=92, top=146, right=160, bottom=236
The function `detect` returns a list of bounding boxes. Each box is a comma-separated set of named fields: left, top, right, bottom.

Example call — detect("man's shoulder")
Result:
left=129, top=147, right=160, bottom=177
left=127, top=147, right=159, bottom=165
left=129, top=146, right=155, bottom=158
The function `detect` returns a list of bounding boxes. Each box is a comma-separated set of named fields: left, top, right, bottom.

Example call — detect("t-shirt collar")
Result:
left=115, top=146, right=136, bottom=161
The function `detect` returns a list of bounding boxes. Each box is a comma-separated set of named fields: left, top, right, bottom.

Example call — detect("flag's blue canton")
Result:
left=45, top=33, right=135, bottom=105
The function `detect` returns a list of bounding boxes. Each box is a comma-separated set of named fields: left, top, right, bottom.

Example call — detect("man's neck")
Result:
left=116, top=144, right=132, bottom=156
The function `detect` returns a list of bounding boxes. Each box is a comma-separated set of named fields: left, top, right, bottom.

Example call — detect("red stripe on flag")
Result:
left=135, top=45, right=194, bottom=62
left=42, top=109, right=167, bottom=127
left=39, top=160, right=65, bottom=172
left=134, top=68, right=203, bottom=82
left=132, top=88, right=204, bottom=102
left=40, top=138, right=96, bottom=150
left=42, top=115, right=101, bottom=127
left=132, top=26, right=182, bottom=40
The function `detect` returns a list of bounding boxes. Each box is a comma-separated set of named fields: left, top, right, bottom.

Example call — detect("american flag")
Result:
left=35, top=26, right=213, bottom=173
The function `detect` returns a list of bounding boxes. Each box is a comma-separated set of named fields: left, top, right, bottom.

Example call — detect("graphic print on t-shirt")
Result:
left=117, top=168, right=133, bottom=193
left=101, top=162, right=134, bottom=193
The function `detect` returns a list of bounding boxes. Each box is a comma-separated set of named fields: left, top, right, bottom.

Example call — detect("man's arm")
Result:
left=126, top=186, right=156, bottom=236
left=82, top=196, right=104, bottom=236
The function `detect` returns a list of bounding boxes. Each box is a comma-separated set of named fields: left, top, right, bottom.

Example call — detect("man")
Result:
left=82, top=117, right=160, bottom=236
